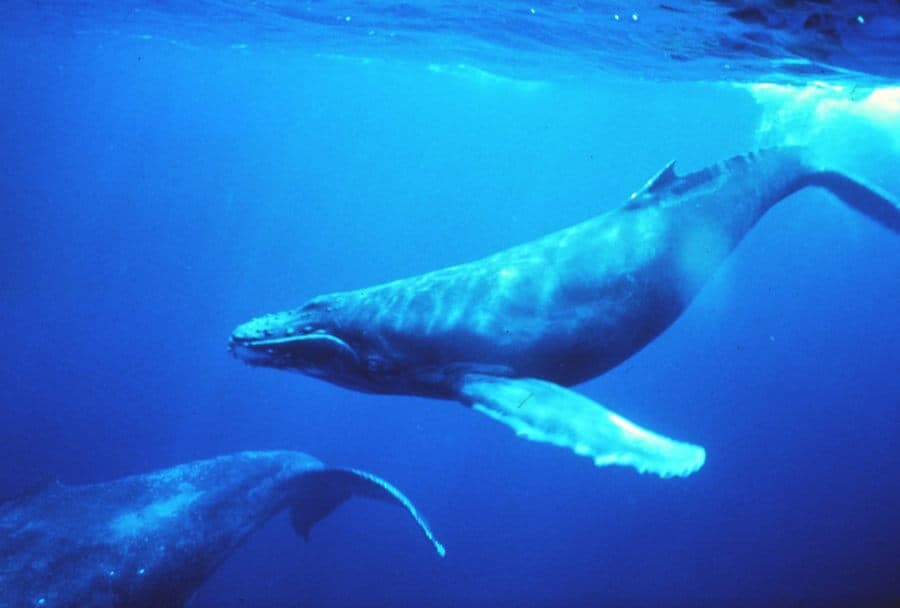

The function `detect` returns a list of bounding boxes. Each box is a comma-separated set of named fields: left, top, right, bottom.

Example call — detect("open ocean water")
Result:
left=1, top=2, right=899, bottom=606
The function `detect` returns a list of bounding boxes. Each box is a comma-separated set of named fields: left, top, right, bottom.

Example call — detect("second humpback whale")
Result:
left=0, top=450, right=443, bottom=608
left=230, top=147, right=899, bottom=478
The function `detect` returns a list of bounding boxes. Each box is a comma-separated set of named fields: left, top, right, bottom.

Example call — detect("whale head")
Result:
left=229, top=295, right=392, bottom=392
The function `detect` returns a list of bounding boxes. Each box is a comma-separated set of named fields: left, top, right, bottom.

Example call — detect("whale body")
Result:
left=0, top=451, right=443, bottom=608
left=231, top=147, right=899, bottom=478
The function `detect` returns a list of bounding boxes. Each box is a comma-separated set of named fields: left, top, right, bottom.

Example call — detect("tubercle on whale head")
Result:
left=228, top=297, right=393, bottom=391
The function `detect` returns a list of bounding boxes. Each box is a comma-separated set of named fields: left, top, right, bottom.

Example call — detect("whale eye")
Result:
left=366, top=355, right=390, bottom=374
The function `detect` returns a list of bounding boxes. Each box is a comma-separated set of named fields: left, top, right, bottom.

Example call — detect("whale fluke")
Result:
left=290, top=467, right=446, bottom=556
left=805, top=169, right=900, bottom=234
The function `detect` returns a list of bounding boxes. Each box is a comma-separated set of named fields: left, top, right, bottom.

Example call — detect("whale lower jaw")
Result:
left=230, top=332, right=360, bottom=374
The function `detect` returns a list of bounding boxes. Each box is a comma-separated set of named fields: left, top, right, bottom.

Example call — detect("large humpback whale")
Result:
left=0, top=450, right=443, bottom=608
left=230, top=147, right=899, bottom=478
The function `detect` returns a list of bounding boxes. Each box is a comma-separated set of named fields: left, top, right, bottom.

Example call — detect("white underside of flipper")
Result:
left=457, top=374, right=705, bottom=478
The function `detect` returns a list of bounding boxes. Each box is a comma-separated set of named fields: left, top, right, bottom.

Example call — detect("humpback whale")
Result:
left=0, top=451, right=443, bottom=608
left=230, top=147, right=900, bottom=478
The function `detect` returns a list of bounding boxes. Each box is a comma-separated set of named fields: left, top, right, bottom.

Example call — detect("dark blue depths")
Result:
left=1, top=27, right=899, bottom=608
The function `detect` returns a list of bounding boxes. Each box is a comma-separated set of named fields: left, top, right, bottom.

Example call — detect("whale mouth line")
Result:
left=240, top=335, right=322, bottom=348
left=230, top=332, right=360, bottom=369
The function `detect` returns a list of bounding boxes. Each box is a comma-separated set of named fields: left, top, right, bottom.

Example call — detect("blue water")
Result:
left=2, top=2, right=899, bottom=606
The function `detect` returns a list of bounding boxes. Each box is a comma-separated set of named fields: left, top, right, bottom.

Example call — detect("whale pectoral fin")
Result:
left=289, top=468, right=445, bottom=557
left=456, top=374, right=705, bottom=478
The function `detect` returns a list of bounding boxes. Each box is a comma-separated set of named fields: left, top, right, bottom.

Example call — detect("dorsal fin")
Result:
left=630, top=160, right=677, bottom=200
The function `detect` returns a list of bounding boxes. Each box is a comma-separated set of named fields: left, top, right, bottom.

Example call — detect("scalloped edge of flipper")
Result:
left=458, top=374, right=705, bottom=478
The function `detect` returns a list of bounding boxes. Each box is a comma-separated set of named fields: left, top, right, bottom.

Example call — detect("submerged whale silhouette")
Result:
left=231, top=147, right=899, bottom=478
left=0, top=451, right=443, bottom=608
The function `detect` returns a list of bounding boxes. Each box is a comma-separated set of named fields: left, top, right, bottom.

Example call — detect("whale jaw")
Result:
left=229, top=330, right=360, bottom=375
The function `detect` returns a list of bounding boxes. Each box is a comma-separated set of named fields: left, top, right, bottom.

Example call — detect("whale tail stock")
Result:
left=289, top=467, right=446, bottom=557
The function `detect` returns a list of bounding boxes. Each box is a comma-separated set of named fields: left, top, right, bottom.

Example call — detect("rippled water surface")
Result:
left=6, top=1, right=900, bottom=82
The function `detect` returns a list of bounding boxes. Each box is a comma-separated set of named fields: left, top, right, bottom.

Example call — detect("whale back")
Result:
left=319, top=149, right=816, bottom=382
